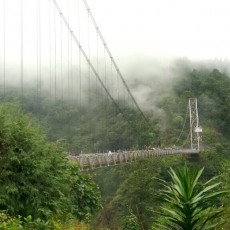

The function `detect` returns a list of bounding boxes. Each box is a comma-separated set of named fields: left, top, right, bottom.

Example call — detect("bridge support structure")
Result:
left=69, top=149, right=199, bottom=171
left=189, top=98, right=202, bottom=151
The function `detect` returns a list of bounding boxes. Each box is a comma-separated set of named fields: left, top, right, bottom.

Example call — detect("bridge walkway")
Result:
left=69, top=149, right=199, bottom=171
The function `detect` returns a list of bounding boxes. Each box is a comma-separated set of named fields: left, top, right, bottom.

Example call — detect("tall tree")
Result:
left=0, top=103, right=100, bottom=221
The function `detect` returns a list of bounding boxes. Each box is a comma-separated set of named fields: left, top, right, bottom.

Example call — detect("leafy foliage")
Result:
left=120, top=210, right=141, bottom=230
left=92, top=155, right=187, bottom=229
left=154, top=166, right=227, bottom=229
left=88, top=66, right=230, bottom=229
left=0, top=211, right=23, bottom=230
left=2, top=64, right=230, bottom=229
left=0, top=211, right=92, bottom=230
left=19, top=96, right=159, bottom=153
left=70, top=163, right=101, bottom=220
left=0, top=103, right=101, bottom=221
left=0, top=103, right=68, bottom=219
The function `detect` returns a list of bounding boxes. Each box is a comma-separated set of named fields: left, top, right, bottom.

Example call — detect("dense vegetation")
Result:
left=1, top=96, right=159, bottom=153
left=0, top=103, right=101, bottom=229
left=1, top=64, right=230, bottom=229
left=154, top=166, right=226, bottom=229
left=90, top=67, right=230, bottom=229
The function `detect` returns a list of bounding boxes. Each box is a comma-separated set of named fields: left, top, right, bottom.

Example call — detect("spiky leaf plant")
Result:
left=154, top=166, right=227, bottom=230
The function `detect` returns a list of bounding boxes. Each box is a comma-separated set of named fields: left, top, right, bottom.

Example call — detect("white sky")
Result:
left=1, top=0, right=230, bottom=88
left=0, top=0, right=230, bottom=109
left=86, top=0, right=230, bottom=60
left=1, top=0, right=230, bottom=63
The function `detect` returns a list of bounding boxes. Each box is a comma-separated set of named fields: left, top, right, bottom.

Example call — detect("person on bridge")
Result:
left=108, top=150, right=112, bottom=157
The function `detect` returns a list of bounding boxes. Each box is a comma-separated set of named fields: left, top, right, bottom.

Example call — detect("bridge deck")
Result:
left=69, top=149, right=199, bottom=171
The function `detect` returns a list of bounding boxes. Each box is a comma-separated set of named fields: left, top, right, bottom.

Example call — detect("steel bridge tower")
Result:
left=189, top=98, right=202, bottom=150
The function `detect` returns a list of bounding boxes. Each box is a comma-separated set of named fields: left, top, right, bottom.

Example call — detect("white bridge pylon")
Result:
left=189, top=98, right=202, bottom=151
left=69, top=99, right=202, bottom=171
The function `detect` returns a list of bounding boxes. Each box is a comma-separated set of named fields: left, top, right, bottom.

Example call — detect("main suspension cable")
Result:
left=81, top=0, right=148, bottom=121
left=51, top=0, right=123, bottom=114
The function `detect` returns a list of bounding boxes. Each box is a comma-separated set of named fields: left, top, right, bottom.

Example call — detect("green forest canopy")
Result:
left=1, top=66, right=230, bottom=229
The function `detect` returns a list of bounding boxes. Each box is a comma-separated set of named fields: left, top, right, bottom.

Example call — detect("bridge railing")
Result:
left=68, top=148, right=199, bottom=171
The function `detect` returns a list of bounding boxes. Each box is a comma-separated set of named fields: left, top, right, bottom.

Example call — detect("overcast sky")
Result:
left=86, top=0, right=230, bottom=61
left=0, top=0, right=230, bottom=110
left=1, top=0, right=230, bottom=92
left=1, top=0, right=230, bottom=63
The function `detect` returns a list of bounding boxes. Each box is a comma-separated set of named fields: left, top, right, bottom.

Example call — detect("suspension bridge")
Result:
left=0, top=0, right=202, bottom=170
left=69, top=148, right=200, bottom=171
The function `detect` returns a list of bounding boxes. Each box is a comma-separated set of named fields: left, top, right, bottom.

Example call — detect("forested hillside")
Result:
left=2, top=91, right=161, bottom=153
left=89, top=67, right=230, bottom=229
left=1, top=64, right=230, bottom=229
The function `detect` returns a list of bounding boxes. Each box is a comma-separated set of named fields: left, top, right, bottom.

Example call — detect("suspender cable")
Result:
left=104, top=44, right=108, bottom=152
left=39, top=0, right=41, bottom=98
left=3, top=0, right=6, bottom=99
left=96, top=31, right=99, bottom=104
left=70, top=32, right=73, bottom=102
left=51, top=0, right=123, bottom=114
left=51, top=0, right=150, bottom=150
left=104, top=46, right=107, bottom=89
left=182, top=131, right=190, bottom=148
left=104, top=45, right=108, bottom=108
left=37, top=0, right=41, bottom=99
left=78, top=39, right=82, bottom=107
left=117, top=71, right=119, bottom=105
left=67, top=0, right=70, bottom=100
left=174, top=104, right=189, bottom=146
left=78, top=0, right=82, bottom=107
left=49, top=0, right=52, bottom=98
left=54, top=5, right=57, bottom=100
left=60, top=13, right=63, bottom=101
left=104, top=45, right=107, bottom=91
left=20, top=0, right=24, bottom=99
left=110, top=57, right=113, bottom=98
left=81, top=0, right=148, bottom=122
left=87, top=6, right=94, bottom=150
left=87, top=8, right=91, bottom=104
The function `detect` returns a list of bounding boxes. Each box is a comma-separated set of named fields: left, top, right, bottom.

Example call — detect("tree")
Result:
left=120, top=209, right=141, bottom=230
left=70, top=163, right=101, bottom=220
left=0, top=103, right=100, bottom=221
left=154, top=166, right=227, bottom=229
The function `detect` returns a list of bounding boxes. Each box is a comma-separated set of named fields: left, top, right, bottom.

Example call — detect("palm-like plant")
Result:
left=154, top=166, right=227, bottom=229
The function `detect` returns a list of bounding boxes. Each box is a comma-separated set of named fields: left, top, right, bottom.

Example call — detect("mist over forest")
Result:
left=1, top=57, right=230, bottom=153
left=1, top=1, right=230, bottom=229
left=1, top=54, right=230, bottom=229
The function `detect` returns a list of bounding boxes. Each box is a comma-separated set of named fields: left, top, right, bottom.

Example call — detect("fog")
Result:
left=0, top=0, right=230, bottom=113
